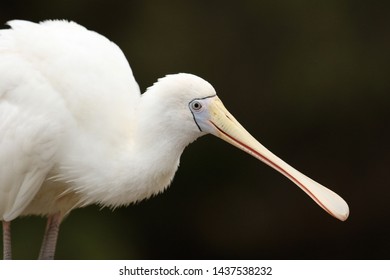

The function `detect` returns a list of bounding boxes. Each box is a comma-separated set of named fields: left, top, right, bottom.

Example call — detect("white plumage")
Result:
left=0, top=20, right=349, bottom=259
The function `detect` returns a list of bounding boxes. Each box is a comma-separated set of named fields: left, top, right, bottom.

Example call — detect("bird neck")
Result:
left=134, top=92, right=201, bottom=157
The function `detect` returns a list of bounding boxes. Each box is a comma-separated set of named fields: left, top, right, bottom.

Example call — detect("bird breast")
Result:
left=20, top=147, right=181, bottom=217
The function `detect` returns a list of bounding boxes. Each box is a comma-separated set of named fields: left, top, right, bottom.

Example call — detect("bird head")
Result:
left=142, top=73, right=349, bottom=221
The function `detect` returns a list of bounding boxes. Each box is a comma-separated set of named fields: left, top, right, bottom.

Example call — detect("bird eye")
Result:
left=190, top=101, right=203, bottom=111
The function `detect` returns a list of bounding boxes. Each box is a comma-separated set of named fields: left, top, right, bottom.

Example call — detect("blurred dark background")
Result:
left=1, top=0, right=389, bottom=259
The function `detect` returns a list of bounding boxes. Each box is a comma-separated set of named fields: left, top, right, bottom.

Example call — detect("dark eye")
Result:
left=190, top=101, right=202, bottom=111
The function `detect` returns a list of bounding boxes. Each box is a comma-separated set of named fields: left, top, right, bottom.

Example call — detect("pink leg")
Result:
left=2, top=221, right=12, bottom=260
left=38, top=212, right=62, bottom=260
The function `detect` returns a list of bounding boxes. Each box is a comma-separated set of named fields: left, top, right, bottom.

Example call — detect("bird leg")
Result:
left=2, top=221, right=12, bottom=260
left=38, top=212, right=62, bottom=260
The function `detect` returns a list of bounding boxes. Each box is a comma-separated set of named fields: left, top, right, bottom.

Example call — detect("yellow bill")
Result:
left=190, top=96, right=349, bottom=221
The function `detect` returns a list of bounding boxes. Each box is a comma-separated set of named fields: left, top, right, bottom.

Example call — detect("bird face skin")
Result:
left=189, top=95, right=349, bottom=221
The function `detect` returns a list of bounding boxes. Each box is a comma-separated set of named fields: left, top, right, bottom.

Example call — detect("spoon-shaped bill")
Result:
left=208, top=98, right=349, bottom=221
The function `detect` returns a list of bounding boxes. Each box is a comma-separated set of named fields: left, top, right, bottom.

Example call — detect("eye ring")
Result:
left=190, top=100, right=203, bottom=111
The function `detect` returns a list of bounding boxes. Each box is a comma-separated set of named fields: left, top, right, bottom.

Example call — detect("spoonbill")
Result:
left=0, top=20, right=349, bottom=260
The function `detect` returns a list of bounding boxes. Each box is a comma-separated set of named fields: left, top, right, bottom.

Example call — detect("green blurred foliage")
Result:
left=1, top=0, right=389, bottom=259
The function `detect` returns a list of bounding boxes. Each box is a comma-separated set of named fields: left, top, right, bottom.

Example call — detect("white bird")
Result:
left=0, top=20, right=349, bottom=260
